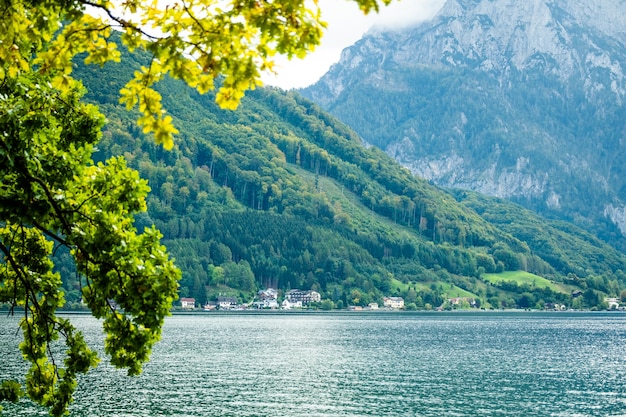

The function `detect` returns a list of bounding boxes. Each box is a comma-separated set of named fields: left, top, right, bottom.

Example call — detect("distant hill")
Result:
left=63, top=37, right=626, bottom=310
left=302, top=0, right=626, bottom=251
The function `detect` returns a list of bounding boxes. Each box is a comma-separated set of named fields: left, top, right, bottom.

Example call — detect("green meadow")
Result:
left=482, top=271, right=564, bottom=292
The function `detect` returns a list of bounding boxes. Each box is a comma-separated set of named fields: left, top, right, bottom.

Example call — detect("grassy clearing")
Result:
left=390, top=278, right=410, bottom=293
left=390, top=278, right=476, bottom=298
left=438, top=283, right=476, bottom=298
left=482, top=271, right=562, bottom=292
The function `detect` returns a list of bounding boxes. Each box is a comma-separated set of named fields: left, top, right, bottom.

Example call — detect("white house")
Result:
left=448, top=297, right=476, bottom=307
left=217, top=296, right=238, bottom=309
left=285, top=289, right=321, bottom=305
left=259, top=288, right=278, bottom=300
left=383, top=297, right=404, bottom=309
left=281, top=299, right=303, bottom=309
left=253, top=298, right=279, bottom=309
left=605, top=297, right=620, bottom=310
left=180, top=298, right=195, bottom=309
left=253, top=288, right=279, bottom=309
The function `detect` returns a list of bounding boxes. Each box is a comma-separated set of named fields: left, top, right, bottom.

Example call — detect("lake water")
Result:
left=2, top=312, right=626, bottom=416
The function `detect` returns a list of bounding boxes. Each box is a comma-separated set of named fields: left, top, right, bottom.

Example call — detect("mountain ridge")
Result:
left=302, top=0, right=626, bottom=247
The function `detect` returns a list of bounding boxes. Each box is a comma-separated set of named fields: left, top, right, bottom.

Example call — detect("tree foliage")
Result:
left=0, top=74, right=180, bottom=416
left=1, top=0, right=392, bottom=149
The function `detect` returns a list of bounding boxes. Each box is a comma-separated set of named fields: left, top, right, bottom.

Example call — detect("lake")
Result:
left=1, top=312, right=626, bottom=416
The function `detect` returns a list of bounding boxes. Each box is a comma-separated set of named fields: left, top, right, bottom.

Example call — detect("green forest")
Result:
left=303, top=64, right=626, bottom=251
left=52, top=42, right=626, bottom=311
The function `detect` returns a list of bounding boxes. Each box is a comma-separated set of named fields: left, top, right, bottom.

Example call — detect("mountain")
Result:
left=302, top=0, right=626, bottom=249
left=59, top=38, right=626, bottom=310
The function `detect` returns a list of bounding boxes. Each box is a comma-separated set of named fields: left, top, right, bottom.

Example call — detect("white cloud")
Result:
left=262, top=0, right=445, bottom=90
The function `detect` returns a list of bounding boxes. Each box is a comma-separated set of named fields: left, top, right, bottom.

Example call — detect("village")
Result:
left=177, top=291, right=625, bottom=312
left=177, top=288, right=407, bottom=311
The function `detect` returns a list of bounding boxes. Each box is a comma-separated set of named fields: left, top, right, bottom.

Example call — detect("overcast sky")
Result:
left=262, top=0, right=445, bottom=90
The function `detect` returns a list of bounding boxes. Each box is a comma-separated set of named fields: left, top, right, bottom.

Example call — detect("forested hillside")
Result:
left=302, top=0, right=626, bottom=251
left=61, top=42, right=626, bottom=310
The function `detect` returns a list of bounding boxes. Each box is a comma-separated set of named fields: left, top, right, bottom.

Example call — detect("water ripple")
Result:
left=1, top=312, right=626, bottom=416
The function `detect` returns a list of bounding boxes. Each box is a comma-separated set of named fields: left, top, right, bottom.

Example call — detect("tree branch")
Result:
left=79, top=0, right=162, bottom=41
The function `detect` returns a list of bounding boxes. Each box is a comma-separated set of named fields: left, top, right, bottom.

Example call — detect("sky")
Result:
left=262, top=0, right=446, bottom=90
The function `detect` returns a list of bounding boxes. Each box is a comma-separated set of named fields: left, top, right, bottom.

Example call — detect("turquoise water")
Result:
left=2, top=312, right=626, bottom=416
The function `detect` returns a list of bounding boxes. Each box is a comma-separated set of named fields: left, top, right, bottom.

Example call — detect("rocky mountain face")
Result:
left=302, top=0, right=626, bottom=248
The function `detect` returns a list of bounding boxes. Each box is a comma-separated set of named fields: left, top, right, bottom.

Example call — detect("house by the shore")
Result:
left=180, top=298, right=195, bottom=309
